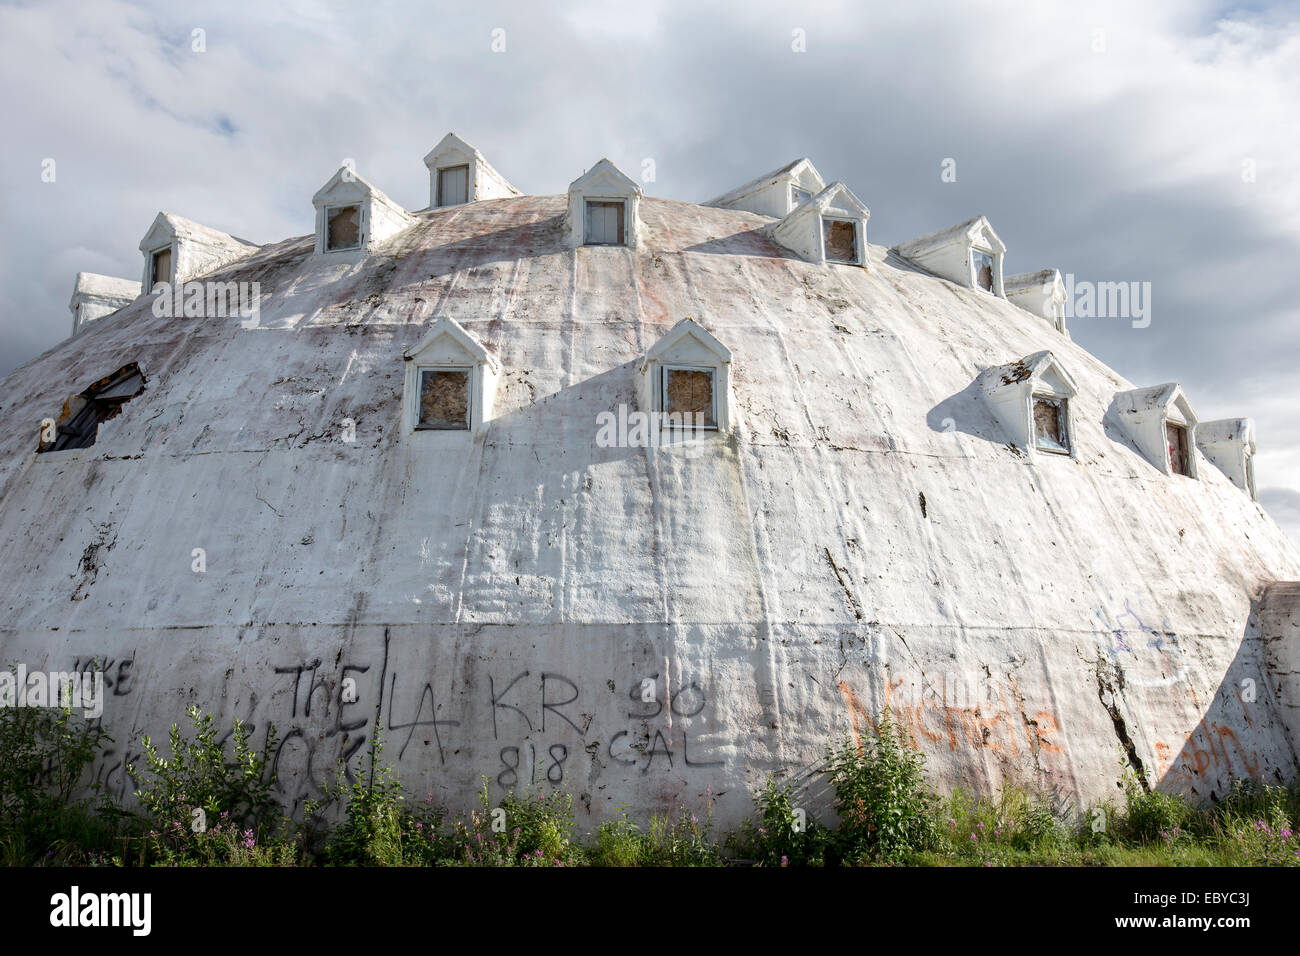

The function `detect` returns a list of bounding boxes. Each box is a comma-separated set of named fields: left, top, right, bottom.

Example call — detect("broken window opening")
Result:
left=1166, top=421, right=1191, bottom=476
left=1032, top=396, right=1070, bottom=454
left=973, top=249, right=995, bottom=292
left=790, top=184, right=812, bottom=209
left=584, top=200, right=625, bottom=246
left=39, top=363, right=146, bottom=453
left=662, top=366, right=717, bottom=429
left=437, top=165, right=469, bottom=206
left=823, top=217, right=858, bottom=264
left=149, top=247, right=172, bottom=293
left=416, top=368, right=470, bottom=430
left=326, top=204, right=362, bottom=251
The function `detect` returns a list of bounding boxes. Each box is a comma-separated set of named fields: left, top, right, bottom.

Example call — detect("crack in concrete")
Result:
left=1094, top=657, right=1149, bottom=792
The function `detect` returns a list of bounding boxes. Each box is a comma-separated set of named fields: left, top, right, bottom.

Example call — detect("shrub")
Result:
left=130, top=705, right=292, bottom=865
left=591, top=807, right=646, bottom=866
left=1118, top=758, right=1197, bottom=843
left=825, top=710, right=939, bottom=863
left=639, top=803, right=721, bottom=866
left=996, top=788, right=1064, bottom=851
left=500, top=788, right=578, bottom=862
left=727, top=775, right=825, bottom=866
left=311, top=723, right=447, bottom=866
left=444, top=781, right=570, bottom=867
left=1218, top=777, right=1297, bottom=828
left=0, top=698, right=116, bottom=864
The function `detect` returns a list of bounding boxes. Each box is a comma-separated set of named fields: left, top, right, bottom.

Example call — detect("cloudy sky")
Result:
left=2, top=0, right=1298, bottom=539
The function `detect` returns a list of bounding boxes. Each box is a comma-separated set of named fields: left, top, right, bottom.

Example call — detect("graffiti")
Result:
left=70, top=653, right=135, bottom=697
left=489, top=671, right=585, bottom=739
left=1092, top=598, right=1186, bottom=687
left=1156, top=719, right=1261, bottom=789
left=46, top=632, right=728, bottom=815
left=498, top=743, right=569, bottom=787
left=837, top=675, right=1063, bottom=760
left=264, top=631, right=461, bottom=805
left=607, top=727, right=724, bottom=774
left=491, top=669, right=723, bottom=781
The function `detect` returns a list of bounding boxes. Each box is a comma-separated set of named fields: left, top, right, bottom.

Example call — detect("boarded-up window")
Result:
left=438, top=165, right=469, bottom=206
left=150, top=247, right=172, bottom=291
left=1166, top=421, right=1190, bottom=476
left=326, top=204, right=362, bottom=251
left=790, top=185, right=812, bottom=208
left=662, top=367, right=716, bottom=428
left=1033, top=396, right=1069, bottom=454
left=417, top=368, right=470, bottom=430
left=823, top=218, right=858, bottom=263
left=973, top=250, right=995, bottom=291
left=584, top=201, right=625, bottom=245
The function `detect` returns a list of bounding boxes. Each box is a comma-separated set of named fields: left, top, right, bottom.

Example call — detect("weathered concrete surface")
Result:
left=1, top=194, right=1298, bottom=828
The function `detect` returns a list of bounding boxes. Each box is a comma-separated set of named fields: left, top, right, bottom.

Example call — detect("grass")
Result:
left=3, top=702, right=1300, bottom=866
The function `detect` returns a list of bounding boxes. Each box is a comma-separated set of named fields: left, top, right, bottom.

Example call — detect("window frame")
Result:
left=413, top=365, right=473, bottom=431
left=971, top=246, right=996, bottom=293
left=819, top=215, right=862, bottom=265
left=790, top=184, right=813, bottom=210
left=436, top=164, right=470, bottom=207
left=1031, top=393, right=1071, bottom=456
left=660, top=364, right=719, bottom=431
left=583, top=199, right=627, bottom=246
left=148, top=245, right=172, bottom=293
left=323, top=202, right=364, bottom=252
left=1165, top=419, right=1191, bottom=477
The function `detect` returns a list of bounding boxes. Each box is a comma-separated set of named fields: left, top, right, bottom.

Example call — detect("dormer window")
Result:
left=325, top=204, right=362, bottom=251
left=436, top=165, right=469, bottom=207
left=1033, top=395, right=1070, bottom=454
left=566, top=160, right=642, bottom=249
left=661, top=366, right=718, bottom=429
left=706, top=157, right=826, bottom=218
left=149, top=247, right=172, bottom=293
left=1166, top=421, right=1190, bottom=477
left=416, top=368, right=470, bottom=430
left=312, top=167, right=414, bottom=256
left=896, top=216, right=1006, bottom=298
left=640, top=318, right=733, bottom=436
left=973, top=249, right=995, bottom=292
left=1110, top=383, right=1199, bottom=478
left=977, top=351, right=1077, bottom=459
left=584, top=200, right=626, bottom=246
left=1005, top=270, right=1068, bottom=335
left=822, top=217, right=860, bottom=265
left=68, top=272, right=141, bottom=338
left=769, top=182, right=870, bottom=268
left=138, top=212, right=257, bottom=295
left=1196, top=418, right=1256, bottom=499
left=423, top=133, right=522, bottom=209
left=402, top=316, right=498, bottom=435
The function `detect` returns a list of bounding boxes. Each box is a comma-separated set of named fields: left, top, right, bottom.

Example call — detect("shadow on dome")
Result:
left=926, top=379, right=1006, bottom=444
left=1144, top=590, right=1289, bottom=803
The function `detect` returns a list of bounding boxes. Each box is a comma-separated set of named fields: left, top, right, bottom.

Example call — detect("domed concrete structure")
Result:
left=2, top=138, right=1298, bottom=827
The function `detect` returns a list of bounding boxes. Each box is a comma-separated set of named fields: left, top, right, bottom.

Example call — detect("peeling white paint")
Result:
left=2, top=187, right=1298, bottom=827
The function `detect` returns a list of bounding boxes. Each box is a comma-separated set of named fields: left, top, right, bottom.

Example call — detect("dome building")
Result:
left=1, top=136, right=1297, bottom=826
